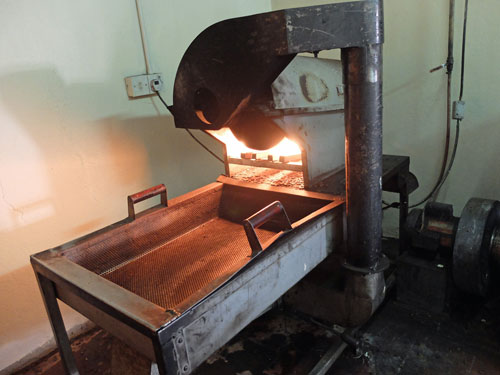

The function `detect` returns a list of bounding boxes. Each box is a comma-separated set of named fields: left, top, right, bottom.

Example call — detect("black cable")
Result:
left=408, top=0, right=468, bottom=208
left=383, top=200, right=399, bottom=210
left=184, top=128, right=225, bottom=164
left=429, top=0, right=468, bottom=201
left=155, top=92, right=224, bottom=164
left=385, top=119, right=461, bottom=211
left=409, top=52, right=453, bottom=206
left=459, top=0, right=469, bottom=101
left=156, top=91, right=172, bottom=114
left=402, top=78, right=452, bottom=209
left=434, top=120, right=460, bottom=196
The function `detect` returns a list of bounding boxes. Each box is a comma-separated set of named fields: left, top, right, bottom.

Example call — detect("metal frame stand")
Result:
left=35, top=272, right=79, bottom=375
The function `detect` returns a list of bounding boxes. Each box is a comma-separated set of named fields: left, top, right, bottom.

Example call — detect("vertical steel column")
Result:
left=342, top=43, right=383, bottom=271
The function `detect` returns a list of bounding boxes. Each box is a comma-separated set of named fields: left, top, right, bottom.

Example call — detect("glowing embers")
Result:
left=209, top=128, right=302, bottom=167
left=230, top=165, right=304, bottom=190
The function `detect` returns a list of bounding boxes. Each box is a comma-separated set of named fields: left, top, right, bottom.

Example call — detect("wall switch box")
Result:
left=125, top=73, right=163, bottom=98
left=452, top=100, right=465, bottom=120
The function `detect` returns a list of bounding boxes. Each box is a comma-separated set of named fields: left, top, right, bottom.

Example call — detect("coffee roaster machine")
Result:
left=30, top=1, right=498, bottom=374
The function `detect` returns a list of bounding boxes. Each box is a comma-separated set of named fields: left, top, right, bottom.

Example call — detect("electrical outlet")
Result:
left=149, top=74, right=163, bottom=92
left=125, top=73, right=163, bottom=98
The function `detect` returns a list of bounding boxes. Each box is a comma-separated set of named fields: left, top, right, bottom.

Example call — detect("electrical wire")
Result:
left=156, top=92, right=225, bottom=164
left=184, top=129, right=225, bottom=164
left=383, top=200, right=399, bottom=210
left=407, top=0, right=455, bottom=209
left=433, top=120, right=460, bottom=197
left=429, top=0, right=468, bottom=201
left=385, top=122, right=462, bottom=212
left=385, top=0, right=469, bottom=210
left=409, top=0, right=468, bottom=207
left=155, top=91, right=171, bottom=113
left=459, top=0, right=469, bottom=102
left=134, top=1, right=223, bottom=165
left=135, top=0, right=151, bottom=74
left=408, top=74, right=453, bottom=208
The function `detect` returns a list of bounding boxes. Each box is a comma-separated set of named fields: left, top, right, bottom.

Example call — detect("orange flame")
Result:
left=208, top=128, right=301, bottom=160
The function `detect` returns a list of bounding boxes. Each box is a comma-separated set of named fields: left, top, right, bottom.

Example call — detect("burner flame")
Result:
left=208, top=128, right=301, bottom=160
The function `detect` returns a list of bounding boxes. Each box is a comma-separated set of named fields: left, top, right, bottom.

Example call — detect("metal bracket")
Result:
left=172, top=330, right=191, bottom=374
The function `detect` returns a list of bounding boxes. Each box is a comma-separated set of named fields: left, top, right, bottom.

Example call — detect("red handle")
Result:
left=127, top=184, right=167, bottom=220
left=243, top=201, right=292, bottom=257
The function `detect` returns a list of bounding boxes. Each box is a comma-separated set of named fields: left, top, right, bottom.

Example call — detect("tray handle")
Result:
left=243, top=201, right=292, bottom=257
left=127, top=184, right=167, bottom=220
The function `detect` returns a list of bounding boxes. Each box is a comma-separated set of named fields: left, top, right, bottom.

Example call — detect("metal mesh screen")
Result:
left=63, top=187, right=222, bottom=275
left=102, top=218, right=275, bottom=310
left=61, top=181, right=331, bottom=312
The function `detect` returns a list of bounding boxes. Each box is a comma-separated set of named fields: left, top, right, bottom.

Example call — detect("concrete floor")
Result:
left=14, top=294, right=500, bottom=375
left=13, top=328, right=113, bottom=375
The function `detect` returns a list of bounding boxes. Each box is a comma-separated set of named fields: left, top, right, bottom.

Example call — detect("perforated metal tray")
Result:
left=31, top=176, right=343, bottom=374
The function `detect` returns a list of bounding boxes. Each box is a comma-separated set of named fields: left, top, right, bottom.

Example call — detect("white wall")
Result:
left=382, top=0, right=500, bottom=233
left=0, top=0, right=271, bottom=371
left=272, top=0, right=500, bottom=235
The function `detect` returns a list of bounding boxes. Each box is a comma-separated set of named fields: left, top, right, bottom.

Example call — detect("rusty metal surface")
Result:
left=48, top=177, right=336, bottom=317
left=62, top=186, right=223, bottom=275
left=103, top=217, right=276, bottom=311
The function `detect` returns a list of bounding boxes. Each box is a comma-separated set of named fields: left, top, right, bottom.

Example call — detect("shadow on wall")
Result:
left=0, top=266, right=62, bottom=352
left=0, top=67, right=149, bottom=368
left=0, top=67, right=223, bottom=369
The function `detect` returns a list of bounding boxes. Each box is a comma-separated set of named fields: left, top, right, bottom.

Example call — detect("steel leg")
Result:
left=153, top=335, right=169, bottom=375
left=35, top=272, right=79, bottom=375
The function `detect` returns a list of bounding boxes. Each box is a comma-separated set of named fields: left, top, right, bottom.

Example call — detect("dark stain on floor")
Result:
left=13, top=296, right=500, bottom=375
left=338, top=298, right=500, bottom=375
left=193, top=312, right=339, bottom=375
left=13, top=329, right=113, bottom=375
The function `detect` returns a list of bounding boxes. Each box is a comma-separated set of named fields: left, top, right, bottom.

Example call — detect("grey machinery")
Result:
left=30, top=1, right=416, bottom=374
